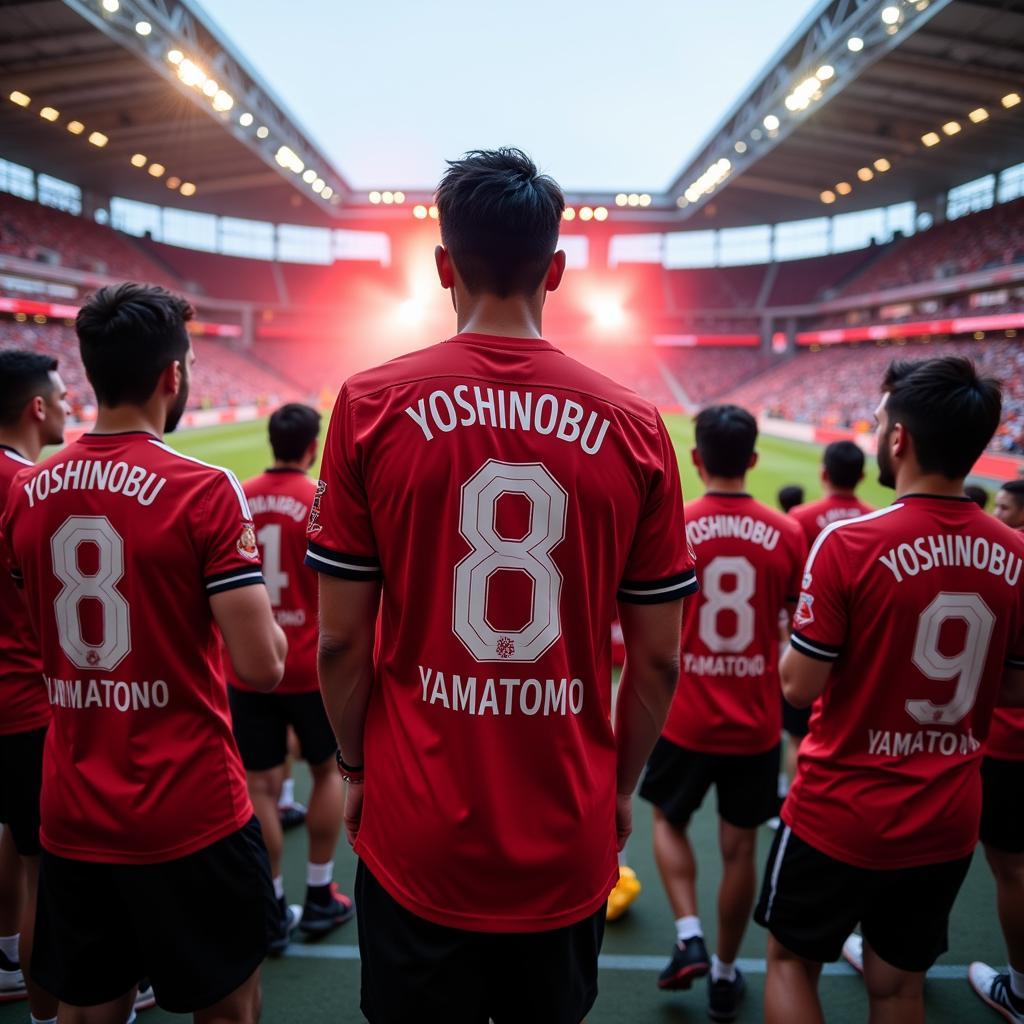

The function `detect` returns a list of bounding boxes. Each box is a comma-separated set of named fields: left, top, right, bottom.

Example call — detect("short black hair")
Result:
left=823, top=440, right=865, bottom=490
left=694, top=404, right=758, bottom=479
left=964, top=484, right=989, bottom=509
left=269, top=403, right=321, bottom=462
left=0, top=350, right=58, bottom=427
left=883, top=357, right=1002, bottom=480
left=77, top=283, right=193, bottom=407
left=778, top=484, right=805, bottom=513
left=436, top=148, right=564, bottom=298
left=999, top=478, right=1024, bottom=509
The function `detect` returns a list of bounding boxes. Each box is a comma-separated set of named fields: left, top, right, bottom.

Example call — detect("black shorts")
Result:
left=782, top=696, right=811, bottom=739
left=980, top=756, right=1024, bottom=854
left=755, top=825, right=972, bottom=973
left=34, top=816, right=277, bottom=1012
left=0, top=726, right=46, bottom=856
left=355, top=860, right=605, bottom=1024
left=639, top=737, right=780, bottom=829
left=228, top=686, right=337, bottom=772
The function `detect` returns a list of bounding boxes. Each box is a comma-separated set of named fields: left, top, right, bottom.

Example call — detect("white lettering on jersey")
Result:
left=44, top=675, right=170, bottom=711
left=866, top=727, right=980, bottom=758
left=417, top=665, right=585, bottom=717
left=247, top=494, right=309, bottom=523
left=404, top=386, right=610, bottom=455
left=686, top=514, right=781, bottom=552
left=877, top=534, right=1022, bottom=587
left=24, top=460, right=167, bottom=508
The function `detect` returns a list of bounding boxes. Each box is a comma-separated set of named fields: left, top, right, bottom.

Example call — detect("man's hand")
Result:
left=616, top=792, right=633, bottom=851
left=344, top=780, right=364, bottom=848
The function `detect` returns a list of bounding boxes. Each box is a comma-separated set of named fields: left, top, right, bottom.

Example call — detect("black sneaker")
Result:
left=708, top=968, right=746, bottom=1022
left=657, top=935, right=710, bottom=991
left=278, top=801, right=307, bottom=831
left=268, top=897, right=302, bottom=955
left=300, top=883, right=355, bottom=935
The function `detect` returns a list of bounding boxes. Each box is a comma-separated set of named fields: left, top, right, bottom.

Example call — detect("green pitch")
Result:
left=1, top=414, right=999, bottom=1024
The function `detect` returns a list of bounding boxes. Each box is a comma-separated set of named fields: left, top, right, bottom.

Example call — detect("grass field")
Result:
left=0, top=413, right=1003, bottom=1023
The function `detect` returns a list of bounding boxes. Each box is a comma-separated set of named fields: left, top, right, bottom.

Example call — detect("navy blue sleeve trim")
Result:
left=617, top=568, right=699, bottom=605
left=790, top=631, right=841, bottom=662
left=305, top=541, right=382, bottom=581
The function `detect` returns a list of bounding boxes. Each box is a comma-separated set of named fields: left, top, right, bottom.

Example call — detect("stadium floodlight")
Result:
left=382, top=191, right=394, bottom=204
left=9, top=90, right=30, bottom=107
left=921, top=131, right=940, bottom=146
left=101, top=0, right=120, bottom=11
left=857, top=166, right=874, bottom=181
left=39, top=107, right=59, bottom=122
left=639, top=194, right=652, bottom=207
left=239, top=112, right=253, bottom=127
left=256, top=126, right=269, bottom=139
left=562, top=208, right=576, bottom=221
left=148, top=162, right=165, bottom=177
left=179, top=182, right=196, bottom=196
left=66, top=120, right=84, bottom=135
left=847, top=36, right=864, bottom=51
left=88, top=131, right=108, bottom=147
left=836, top=181, right=852, bottom=195
left=968, top=108, right=988, bottom=123
left=212, top=90, right=234, bottom=112
left=369, top=191, right=381, bottom=204
left=734, top=140, right=747, bottom=154
left=167, top=49, right=183, bottom=65
left=1002, top=93, right=1021, bottom=109
left=942, top=121, right=961, bottom=136
left=321, top=187, right=333, bottom=200
left=614, top=193, right=628, bottom=207
left=428, top=205, right=439, bottom=219
left=393, top=191, right=405, bottom=204
left=873, top=157, right=891, bottom=172
left=816, top=65, right=835, bottom=81
left=202, top=80, right=218, bottom=98
left=312, top=178, right=325, bottom=194
left=880, top=6, right=900, bottom=25
left=130, top=153, right=147, bottom=167
left=135, top=21, right=152, bottom=35
left=676, top=196, right=688, bottom=208
left=579, top=207, right=594, bottom=221
left=302, top=169, right=317, bottom=184
left=413, top=205, right=428, bottom=219
left=627, top=193, right=640, bottom=207
left=177, top=60, right=206, bottom=88
left=763, top=114, right=780, bottom=131
left=594, top=206, right=609, bottom=221
left=820, top=190, right=836, bottom=204
left=166, top=176, right=181, bottom=189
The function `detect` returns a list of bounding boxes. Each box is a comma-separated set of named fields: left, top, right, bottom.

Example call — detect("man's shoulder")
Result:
left=808, top=502, right=905, bottom=559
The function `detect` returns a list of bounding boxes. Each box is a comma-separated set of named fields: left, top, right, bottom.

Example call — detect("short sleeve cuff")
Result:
left=206, top=567, right=265, bottom=595
left=305, top=541, right=382, bottom=581
left=1006, top=656, right=1024, bottom=670
left=791, top=631, right=841, bottom=662
left=617, top=569, right=698, bottom=605
left=10, top=567, right=23, bottom=590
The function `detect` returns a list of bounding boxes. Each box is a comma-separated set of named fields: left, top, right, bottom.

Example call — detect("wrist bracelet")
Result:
left=336, top=749, right=365, bottom=782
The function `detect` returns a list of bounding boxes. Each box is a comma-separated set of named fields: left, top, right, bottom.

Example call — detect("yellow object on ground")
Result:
left=606, top=864, right=641, bottom=921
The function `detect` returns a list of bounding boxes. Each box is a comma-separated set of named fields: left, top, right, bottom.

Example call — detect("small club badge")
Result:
left=237, top=523, right=259, bottom=560
left=793, top=591, right=815, bottom=629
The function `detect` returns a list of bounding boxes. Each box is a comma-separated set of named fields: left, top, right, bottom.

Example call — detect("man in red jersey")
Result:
left=783, top=441, right=874, bottom=778
left=0, top=351, right=67, bottom=1022
left=755, top=356, right=1024, bottom=1024
left=226, top=403, right=353, bottom=951
left=2, top=284, right=287, bottom=1024
left=640, top=404, right=805, bottom=1022
left=969, top=476, right=1024, bottom=1021
left=306, top=149, right=696, bottom=1024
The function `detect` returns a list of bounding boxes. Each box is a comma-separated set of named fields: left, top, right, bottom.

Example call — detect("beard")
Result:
left=877, top=429, right=896, bottom=489
left=164, top=375, right=190, bottom=433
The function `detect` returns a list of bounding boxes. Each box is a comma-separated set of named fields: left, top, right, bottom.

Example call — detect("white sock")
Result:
left=0, top=933, right=18, bottom=961
left=278, top=778, right=295, bottom=807
left=273, top=875, right=285, bottom=900
left=711, top=954, right=736, bottom=983
left=777, top=772, right=789, bottom=799
left=1010, top=965, right=1024, bottom=1001
left=675, top=915, right=702, bottom=943
left=307, top=861, right=333, bottom=888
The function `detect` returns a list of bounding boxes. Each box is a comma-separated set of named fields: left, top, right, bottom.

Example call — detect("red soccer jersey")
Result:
left=0, top=445, right=49, bottom=736
left=663, top=492, right=806, bottom=755
left=987, top=524, right=1024, bottom=761
left=2, top=432, right=262, bottom=863
left=784, top=496, right=1024, bottom=869
left=227, top=469, right=319, bottom=695
left=790, top=493, right=874, bottom=546
left=307, top=333, right=697, bottom=933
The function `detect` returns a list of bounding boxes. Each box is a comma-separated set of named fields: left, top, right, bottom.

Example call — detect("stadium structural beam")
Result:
left=59, top=0, right=350, bottom=216
left=666, top=0, right=956, bottom=222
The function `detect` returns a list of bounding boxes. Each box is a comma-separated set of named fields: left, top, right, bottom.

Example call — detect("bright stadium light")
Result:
left=594, top=206, right=608, bottom=221
left=857, top=166, right=874, bottom=181
left=302, top=169, right=317, bottom=183
left=148, top=163, right=165, bottom=177
left=368, top=191, right=381, bottom=204
left=66, top=120, right=84, bottom=134
left=166, top=176, right=181, bottom=189
left=874, top=157, right=891, bottom=172
left=256, top=126, right=269, bottom=139
left=562, top=208, right=576, bottom=221
left=763, top=114, right=780, bottom=131
left=130, top=153, right=147, bottom=167
left=428, top=205, right=439, bottom=219
left=847, top=36, right=864, bottom=51
left=942, top=120, right=961, bottom=136
left=101, top=0, right=120, bottom=11
left=881, top=6, right=900, bottom=25
left=676, top=196, right=689, bottom=208
left=816, top=65, right=835, bottom=81
left=589, top=295, right=627, bottom=332
left=413, top=204, right=428, bottom=219
left=9, top=91, right=30, bottom=107
left=921, top=131, right=941, bottom=147
left=820, top=190, right=836, bottom=204
left=734, top=140, right=747, bottom=154
left=968, top=108, right=989, bottom=123
left=627, top=193, right=640, bottom=207
left=312, top=178, right=325, bottom=193
left=321, top=187, right=333, bottom=200
left=382, top=191, right=394, bottom=205
left=614, top=193, right=628, bottom=206
left=88, top=131, right=108, bottom=147
left=239, top=112, right=253, bottom=127
left=39, top=106, right=59, bottom=122
left=579, top=206, right=594, bottom=221
left=135, top=20, right=152, bottom=35
left=179, top=182, right=196, bottom=197
left=639, top=194, right=652, bottom=207
left=202, top=80, right=218, bottom=98
left=836, top=181, right=852, bottom=195
left=167, top=49, right=183, bottom=65
left=1002, top=93, right=1021, bottom=109
left=212, top=90, right=234, bottom=112
left=393, top=191, right=405, bottom=204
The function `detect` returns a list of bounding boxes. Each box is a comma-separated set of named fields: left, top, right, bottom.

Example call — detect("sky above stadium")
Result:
left=200, top=0, right=815, bottom=194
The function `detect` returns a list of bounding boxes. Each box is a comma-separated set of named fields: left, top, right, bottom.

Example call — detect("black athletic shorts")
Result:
left=639, top=736, right=780, bottom=829
left=980, top=756, right=1024, bottom=854
left=782, top=696, right=811, bottom=739
left=0, top=726, right=46, bottom=856
left=228, top=686, right=337, bottom=772
left=755, top=824, right=972, bottom=972
left=34, top=816, right=276, bottom=1012
left=355, top=860, right=605, bottom=1024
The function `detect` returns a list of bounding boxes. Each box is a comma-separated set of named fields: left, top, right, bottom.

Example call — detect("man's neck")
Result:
left=456, top=295, right=544, bottom=340
left=93, top=406, right=164, bottom=439
left=705, top=476, right=748, bottom=495
left=894, top=471, right=965, bottom=500
left=273, top=460, right=308, bottom=472
left=0, top=428, right=39, bottom=463
left=824, top=485, right=858, bottom=500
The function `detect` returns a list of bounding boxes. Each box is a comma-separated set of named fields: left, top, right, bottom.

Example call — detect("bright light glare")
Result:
left=968, top=108, right=988, bottom=123
left=167, top=50, right=183, bottom=65
left=1002, top=93, right=1021, bottom=109
left=614, top=193, right=628, bottom=206
left=847, top=36, right=864, bottom=51
left=820, top=190, right=836, bottom=204
left=881, top=6, right=900, bottom=25
left=88, top=131, right=108, bottom=147
left=413, top=205, right=427, bottom=219
left=239, top=112, right=253, bottom=127
left=594, top=206, right=608, bottom=221
left=874, top=157, right=891, bottom=172
left=135, top=21, right=151, bottom=35
left=836, top=181, right=852, bottom=195
left=942, top=121, right=961, bottom=136
left=816, top=65, right=835, bottom=81
left=39, top=106, right=59, bottom=121
left=589, top=296, right=627, bottom=332
left=66, top=120, right=84, bottom=134
left=148, top=163, right=165, bottom=177
left=130, top=153, right=147, bottom=167
left=179, top=182, right=196, bottom=197
left=9, top=91, right=30, bottom=107
left=763, top=114, right=780, bottom=131
left=101, top=0, right=119, bottom=11
left=921, top=131, right=941, bottom=147
left=396, top=298, right=426, bottom=327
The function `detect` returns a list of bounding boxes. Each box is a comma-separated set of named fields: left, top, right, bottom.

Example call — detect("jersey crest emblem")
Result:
left=793, top=591, right=814, bottom=629
left=237, top=523, right=259, bottom=560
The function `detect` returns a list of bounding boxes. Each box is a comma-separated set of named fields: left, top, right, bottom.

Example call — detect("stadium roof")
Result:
left=668, top=0, right=1024, bottom=227
left=0, top=0, right=349, bottom=223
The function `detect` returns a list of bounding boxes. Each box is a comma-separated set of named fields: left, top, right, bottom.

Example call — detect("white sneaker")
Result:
left=968, top=961, right=1024, bottom=1022
left=0, top=956, right=25, bottom=1004
left=134, top=979, right=157, bottom=1011
left=842, top=933, right=864, bottom=975
left=765, top=817, right=781, bottom=831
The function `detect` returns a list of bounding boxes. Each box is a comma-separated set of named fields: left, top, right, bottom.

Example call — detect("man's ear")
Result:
left=545, top=250, right=567, bottom=292
left=27, top=394, right=46, bottom=424
left=435, top=246, right=454, bottom=290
